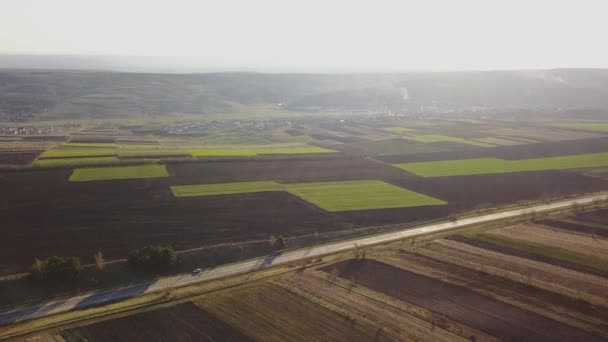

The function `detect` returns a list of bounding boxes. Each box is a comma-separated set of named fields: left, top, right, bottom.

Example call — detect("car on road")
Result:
left=192, top=268, right=202, bottom=275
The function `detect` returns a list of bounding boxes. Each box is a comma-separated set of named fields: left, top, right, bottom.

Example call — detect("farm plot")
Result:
left=0, top=150, right=41, bottom=165
left=189, top=145, right=336, bottom=157
left=395, top=152, right=608, bottom=177
left=490, top=224, right=608, bottom=258
left=405, top=134, right=495, bottom=147
left=541, top=218, right=608, bottom=238
left=69, top=164, right=169, bottom=181
left=171, top=181, right=283, bottom=197
left=420, top=239, right=608, bottom=304
left=276, top=272, right=484, bottom=341
left=325, top=259, right=605, bottom=341
left=344, top=138, right=475, bottom=156
left=33, top=156, right=120, bottom=167
left=38, top=147, right=117, bottom=158
left=63, top=302, right=251, bottom=342
left=470, top=136, right=525, bottom=146
left=457, top=230, right=608, bottom=275
left=195, top=282, right=380, bottom=341
left=381, top=251, right=608, bottom=335
left=172, top=180, right=447, bottom=212
left=383, top=126, right=414, bottom=133
left=284, top=180, right=446, bottom=211
left=556, top=122, right=608, bottom=132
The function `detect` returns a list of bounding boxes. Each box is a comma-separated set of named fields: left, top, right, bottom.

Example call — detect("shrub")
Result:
left=128, top=245, right=176, bottom=273
left=273, top=235, right=287, bottom=250
left=30, top=256, right=82, bottom=283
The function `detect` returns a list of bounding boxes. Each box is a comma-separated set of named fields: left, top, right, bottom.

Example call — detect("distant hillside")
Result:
left=1, top=69, right=608, bottom=121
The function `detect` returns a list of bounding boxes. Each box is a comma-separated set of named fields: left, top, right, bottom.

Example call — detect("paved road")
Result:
left=1, top=193, right=606, bottom=327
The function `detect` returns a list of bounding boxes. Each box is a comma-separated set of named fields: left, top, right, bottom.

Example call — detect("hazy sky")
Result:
left=1, top=0, right=607, bottom=71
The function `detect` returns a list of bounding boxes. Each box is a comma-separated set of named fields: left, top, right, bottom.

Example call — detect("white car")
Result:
left=192, top=268, right=202, bottom=275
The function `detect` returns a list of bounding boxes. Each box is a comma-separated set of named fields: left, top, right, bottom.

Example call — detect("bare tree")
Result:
left=94, top=251, right=105, bottom=270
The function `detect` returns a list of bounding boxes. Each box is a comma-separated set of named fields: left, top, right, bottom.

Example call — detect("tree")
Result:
left=128, top=245, right=176, bottom=273
left=31, top=256, right=82, bottom=283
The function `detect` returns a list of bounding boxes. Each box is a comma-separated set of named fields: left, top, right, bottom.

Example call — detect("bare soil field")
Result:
left=0, top=151, right=41, bottom=165
left=196, top=282, right=379, bottom=342
left=448, top=235, right=608, bottom=278
left=491, top=224, right=608, bottom=257
left=276, top=272, right=481, bottom=341
left=325, top=259, right=606, bottom=341
left=20, top=136, right=68, bottom=142
left=420, top=239, right=608, bottom=304
left=381, top=252, right=608, bottom=337
left=166, top=156, right=414, bottom=184
left=574, top=209, right=608, bottom=225
left=542, top=219, right=608, bottom=238
left=61, top=302, right=251, bottom=341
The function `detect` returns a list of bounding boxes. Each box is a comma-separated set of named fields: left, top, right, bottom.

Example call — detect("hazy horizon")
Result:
left=2, top=0, right=608, bottom=73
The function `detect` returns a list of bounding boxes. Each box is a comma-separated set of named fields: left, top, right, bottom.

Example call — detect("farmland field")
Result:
left=284, top=180, right=446, bottom=211
left=325, top=259, right=604, bottom=341
left=33, top=156, right=120, bottom=167
left=383, top=126, right=414, bottom=133
left=172, top=180, right=446, bottom=211
left=405, top=134, right=495, bottom=147
left=171, top=181, right=283, bottom=197
left=556, top=122, right=608, bottom=132
left=38, top=147, right=117, bottom=158
left=69, top=164, right=169, bottom=181
left=395, top=152, right=608, bottom=177
left=64, top=302, right=252, bottom=342
left=189, top=145, right=336, bottom=157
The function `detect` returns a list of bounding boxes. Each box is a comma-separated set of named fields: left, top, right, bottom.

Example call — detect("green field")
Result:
left=383, top=127, right=414, bottom=133
left=395, top=152, right=608, bottom=177
left=39, top=148, right=117, bottom=158
left=556, top=122, right=608, bottom=132
left=284, top=180, right=446, bottom=211
left=405, top=135, right=495, bottom=147
left=170, top=180, right=445, bottom=211
left=171, top=181, right=282, bottom=197
left=33, top=157, right=120, bottom=167
left=69, top=164, right=169, bottom=181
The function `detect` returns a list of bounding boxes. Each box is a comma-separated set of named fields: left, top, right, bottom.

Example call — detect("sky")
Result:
left=1, top=0, right=607, bottom=72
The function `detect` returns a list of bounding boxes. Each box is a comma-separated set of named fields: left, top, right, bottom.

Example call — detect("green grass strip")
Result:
left=62, top=143, right=118, bottom=148
left=33, top=157, right=120, bottom=167
left=395, top=152, right=608, bottom=177
left=171, top=181, right=283, bottom=197
left=69, top=164, right=169, bottom=182
left=461, top=231, right=608, bottom=274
